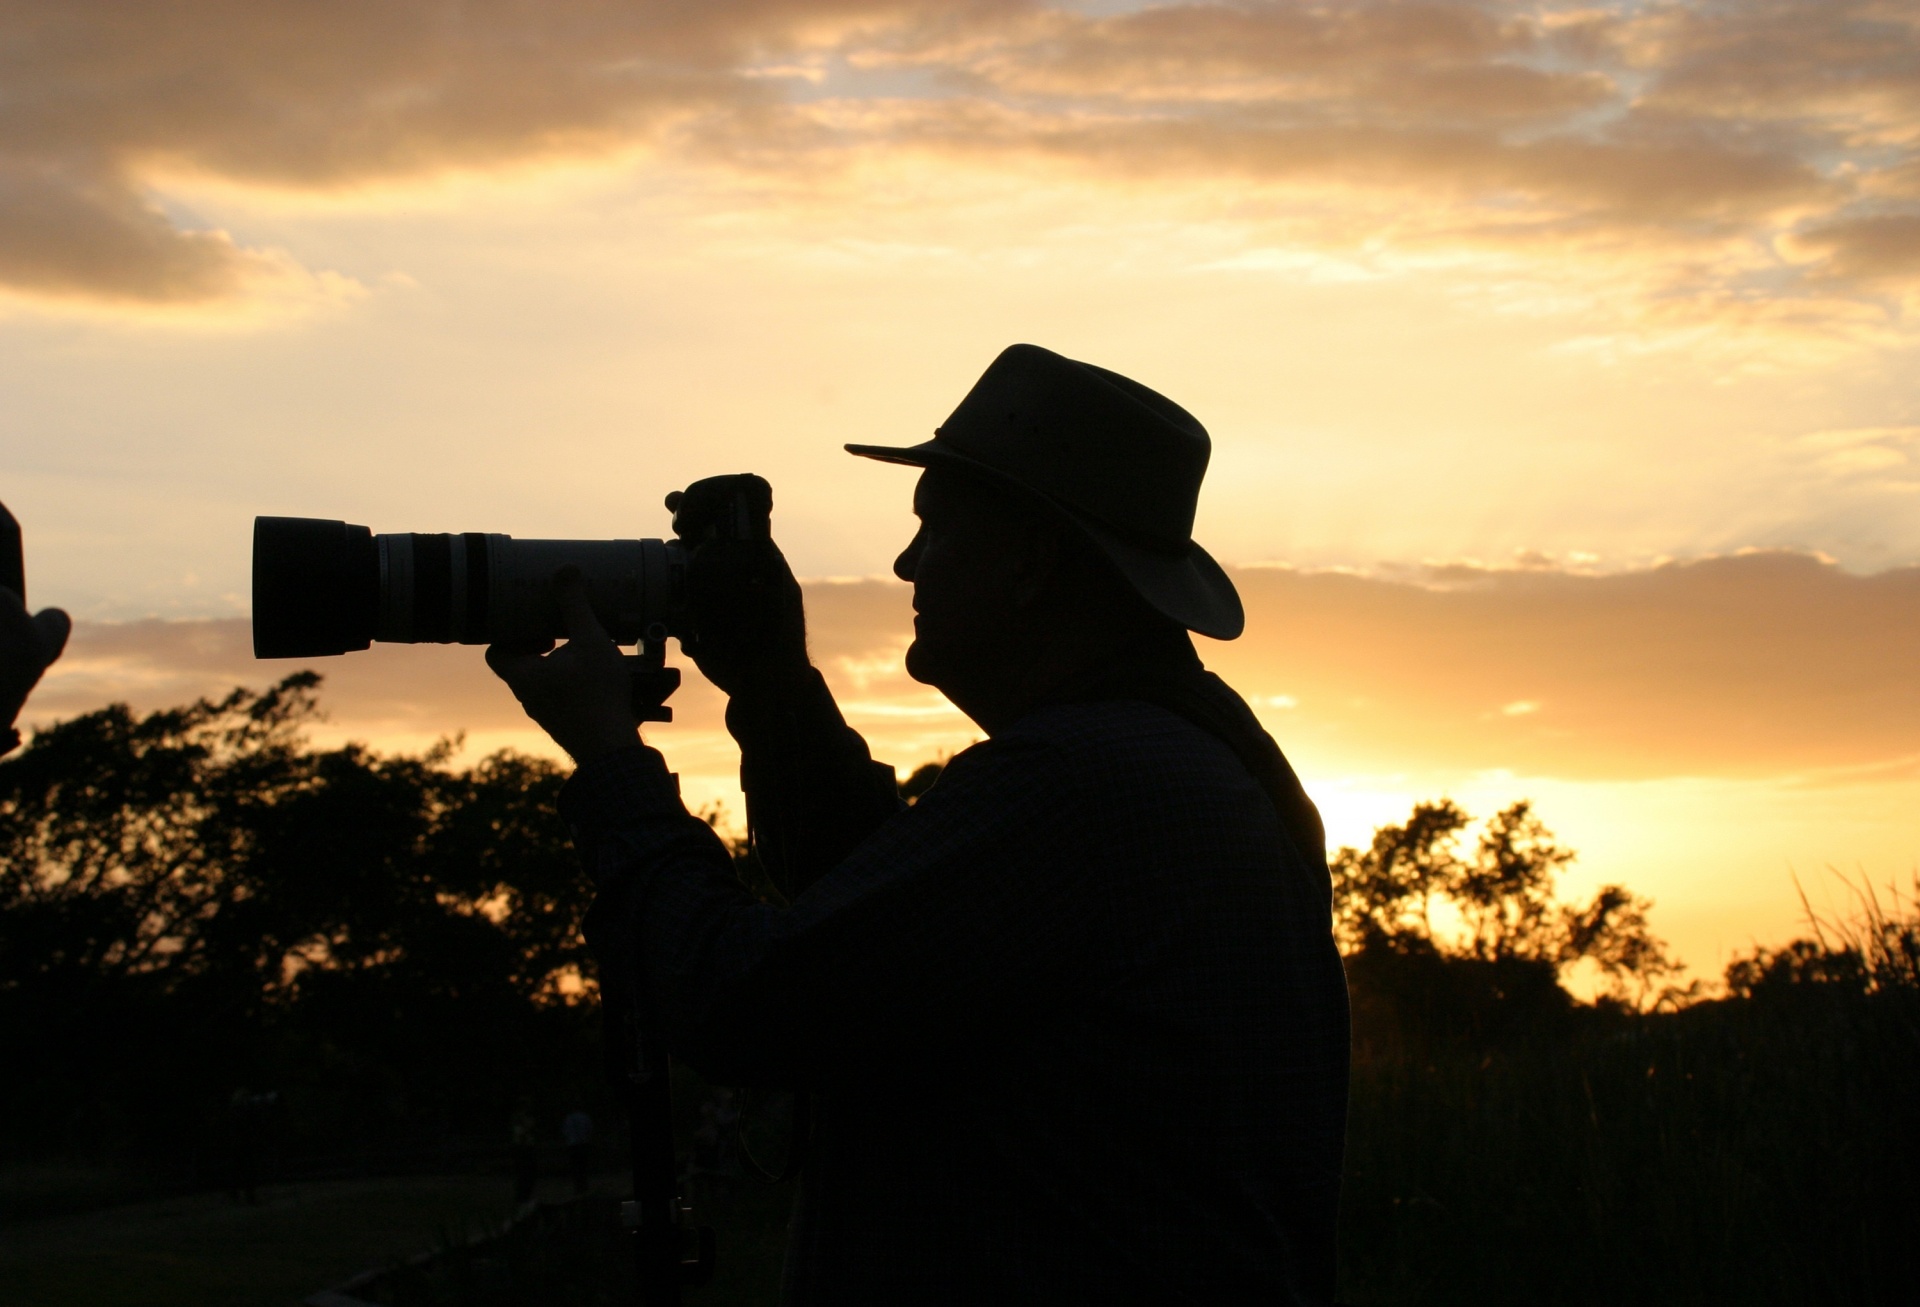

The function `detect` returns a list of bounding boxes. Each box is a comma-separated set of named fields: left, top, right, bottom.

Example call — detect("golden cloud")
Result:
left=0, top=0, right=915, bottom=302
left=2, top=1, right=1916, bottom=318
left=1208, top=552, right=1920, bottom=780
left=26, top=552, right=1920, bottom=784
left=1789, top=213, right=1920, bottom=283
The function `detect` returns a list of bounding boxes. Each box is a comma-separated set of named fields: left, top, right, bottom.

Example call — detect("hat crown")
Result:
left=935, top=344, right=1210, bottom=551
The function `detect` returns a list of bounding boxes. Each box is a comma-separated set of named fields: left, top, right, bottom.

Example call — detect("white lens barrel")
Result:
left=373, top=532, right=684, bottom=646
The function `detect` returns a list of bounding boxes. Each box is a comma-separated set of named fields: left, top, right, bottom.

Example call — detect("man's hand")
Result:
left=0, top=587, right=70, bottom=755
left=667, top=474, right=810, bottom=698
left=486, top=568, right=641, bottom=765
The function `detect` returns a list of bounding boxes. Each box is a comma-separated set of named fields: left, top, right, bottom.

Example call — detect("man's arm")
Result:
left=664, top=474, right=901, bottom=898
left=725, top=671, right=902, bottom=900
left=561, top=728, right=1081, bottom=1090
left=485, top=528, right=1050, bottom=1087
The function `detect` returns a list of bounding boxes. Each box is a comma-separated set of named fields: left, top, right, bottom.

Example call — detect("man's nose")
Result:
left=893, top=530, right=923, bottom=583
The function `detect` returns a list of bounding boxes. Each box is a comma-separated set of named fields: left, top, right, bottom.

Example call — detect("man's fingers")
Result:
left=669, top=473, right=764, bottom=541
left=484, top=571, right=642, bottom=761
left=492, top=637, right=557, bottom=658
left=553, top=567, right=614, bottom=647
left=31, top=608, right=69, bottom=664
left=485, top=643, right=547, bottom=686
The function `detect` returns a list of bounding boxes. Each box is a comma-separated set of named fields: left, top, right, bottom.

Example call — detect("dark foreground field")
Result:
left=3, top=684, right=1914, bottom=1305
left=12, top=959, right=1897, bottom=1307
left=539, top=967, right=1917, bottom=1307
left=414, top=966, right=1913, bottom=1307
left=0, top=1164, right=791, bottom=1307
left=0, top=1175, right=546, bottom=1307
left=1336, top=950, right=1918, bottom=1305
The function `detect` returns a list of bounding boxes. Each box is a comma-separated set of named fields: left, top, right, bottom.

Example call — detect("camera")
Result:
left=252, top=478, right=774, bottom=721
left=252, top=516, right=687, bottom=659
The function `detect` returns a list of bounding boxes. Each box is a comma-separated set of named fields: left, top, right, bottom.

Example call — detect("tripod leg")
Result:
left=607, top=992, right=682, bottom=1306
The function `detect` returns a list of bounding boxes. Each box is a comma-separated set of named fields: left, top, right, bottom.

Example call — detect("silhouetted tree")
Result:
left=1329, top=799, right=1471, bottom=948
left=1331, top=798, right=1678, bottom=1004
left=0, top=674, right=602, bottom=1170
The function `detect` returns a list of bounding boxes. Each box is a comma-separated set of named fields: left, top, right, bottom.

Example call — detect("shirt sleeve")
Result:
left=560, top=729, right=1087, bottom=1090
left=723, top=667, right=904, bottom=900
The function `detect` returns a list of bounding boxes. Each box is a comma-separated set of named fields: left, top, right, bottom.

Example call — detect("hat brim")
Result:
left=846, top=438, right=1246, bottom=641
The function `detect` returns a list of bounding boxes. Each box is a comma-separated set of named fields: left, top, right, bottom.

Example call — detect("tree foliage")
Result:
left=1330, top=798, right=1680, bottom=1003
left=0, top=675, right=601, bottom=1168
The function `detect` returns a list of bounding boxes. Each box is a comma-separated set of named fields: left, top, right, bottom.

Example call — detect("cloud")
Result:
left=25, top=553, right=1920, bottom=784
left=855, top=2, right=1812, bottom=233
left=27, top=616, right=575, bottom=738
left=1632, top=0, right=1920, bottom=134
left=1789, top=213, right=1920, bottom=284
left=857, top=2, right=1599, bottom=118
left=0, top=0, right=913, bottom=303
left=0, top=162, right=249, bottom=301
left=2, top=1, right=1917, bottom=320
left=1207, top=551, right=1920, bottom=780
left=815, top=0, right=1919, bottom=322
left=1791, top=425, right=1920, bottom=483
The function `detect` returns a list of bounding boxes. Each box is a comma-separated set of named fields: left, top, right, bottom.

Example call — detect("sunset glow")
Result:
left=7, top=0, right=1920, bottom=988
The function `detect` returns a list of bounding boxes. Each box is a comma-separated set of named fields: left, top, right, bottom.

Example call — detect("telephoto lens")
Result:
left=252, top=517, right=687, bottom=659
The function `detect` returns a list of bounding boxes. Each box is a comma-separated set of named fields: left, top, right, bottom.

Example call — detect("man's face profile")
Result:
left=893, top=470, right=1031, bottom=699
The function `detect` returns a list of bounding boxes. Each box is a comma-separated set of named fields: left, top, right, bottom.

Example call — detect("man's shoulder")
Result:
left=987, top=697, right=1261, bottom=811
left=912, top=697, right=1281, bottom=852
left=918, top=699, right=1232, bottom=805
left=1006, top=697, right=1233, bottom=763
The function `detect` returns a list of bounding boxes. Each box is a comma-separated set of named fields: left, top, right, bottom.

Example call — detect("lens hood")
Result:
left=253, top=516, right=379, bottom=658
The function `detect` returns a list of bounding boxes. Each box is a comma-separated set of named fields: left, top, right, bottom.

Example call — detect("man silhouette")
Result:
left=490, top=345, right=1349, bottom=1305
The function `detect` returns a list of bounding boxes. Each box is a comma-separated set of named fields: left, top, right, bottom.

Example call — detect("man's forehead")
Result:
left=913, top=467, right=1001, bottom=518
left=912, top=469, right=971, bottom=518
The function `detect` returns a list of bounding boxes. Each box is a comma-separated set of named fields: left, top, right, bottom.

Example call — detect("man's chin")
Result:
left=902, top=639, right=935, bottom=688
left=904, top=637, right=966, bottom=692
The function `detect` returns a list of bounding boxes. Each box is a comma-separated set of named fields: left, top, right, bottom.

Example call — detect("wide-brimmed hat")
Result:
left=846, top=343, right=1245, bottom=640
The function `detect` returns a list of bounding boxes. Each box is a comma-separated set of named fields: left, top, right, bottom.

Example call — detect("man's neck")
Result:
left=941, top=625, right=1197, bottom=735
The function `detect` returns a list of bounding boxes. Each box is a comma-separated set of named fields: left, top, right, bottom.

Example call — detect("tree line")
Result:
left=0, top=674, right=602, bottom=1192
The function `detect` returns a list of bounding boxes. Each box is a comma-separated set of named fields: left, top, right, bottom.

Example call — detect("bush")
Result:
left=0, top=676, right=605, bottom=1182
left=1340, top=856, right=1919, bottom=1306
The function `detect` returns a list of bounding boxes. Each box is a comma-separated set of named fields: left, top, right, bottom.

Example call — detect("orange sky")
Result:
left=6, top=0, right=1920, bottom=988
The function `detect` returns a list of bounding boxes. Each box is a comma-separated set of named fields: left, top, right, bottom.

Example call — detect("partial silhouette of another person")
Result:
left=0, top=501, right=70, bottom=758
left=490, top=346, right=1349, bottom=1305
left=561, top=1107, right=595, bottom=1195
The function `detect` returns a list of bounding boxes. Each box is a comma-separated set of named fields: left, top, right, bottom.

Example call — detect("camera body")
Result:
left=253, top=517, right=688, bottom=659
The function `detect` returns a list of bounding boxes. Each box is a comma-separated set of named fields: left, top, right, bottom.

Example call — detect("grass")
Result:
left=1338, top=957, right=1919, bottom=1304
left=8, top=902, right=1912, bottom=1307
left=0, top=1160, right=796, bottom=1307
left=7, top=976, right=1908, bottom=1307
left=0, top=1173, right=568, bottom=1307
left=344, top=1178, right=797, bottom=1307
